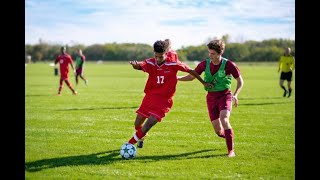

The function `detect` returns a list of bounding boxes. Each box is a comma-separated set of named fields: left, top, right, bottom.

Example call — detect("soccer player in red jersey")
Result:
left=54, top=46, right=77, bottom=96
left=178, top=39, right=244, bottom=157
left=127, top=40, right=212, bottom=148
left=75, top=49, right=88, bottom=86
left=164, top=39, right=178, bottom=61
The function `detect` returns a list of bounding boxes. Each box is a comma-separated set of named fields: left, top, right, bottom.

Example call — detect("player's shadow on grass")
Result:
left=56, top=106, right=139, bottom=111
left=241, top=101, right=293, bottom=106
left=25, top=149, right=219, bottom=172
left=26, top=94, right=50, bottom=97
left=240, top=97, right=285, bottom=100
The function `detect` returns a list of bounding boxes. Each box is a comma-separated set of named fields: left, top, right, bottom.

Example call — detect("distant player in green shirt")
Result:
left=278, top=47, right=295, bottom=97
left=75, top=49, right=88, bottom=86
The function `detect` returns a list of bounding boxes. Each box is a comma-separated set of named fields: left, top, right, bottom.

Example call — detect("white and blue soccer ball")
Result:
left=120, top=143, right=137, bottom=160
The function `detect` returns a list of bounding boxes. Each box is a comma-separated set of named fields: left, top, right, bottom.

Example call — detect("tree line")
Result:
left=25, top=37, right=294, bottom=63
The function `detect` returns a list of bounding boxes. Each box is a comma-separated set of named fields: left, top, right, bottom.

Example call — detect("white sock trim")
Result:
left=133, top=133, right=140, bottom=141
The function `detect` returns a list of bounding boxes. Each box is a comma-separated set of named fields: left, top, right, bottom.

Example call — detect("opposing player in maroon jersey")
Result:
left=75, top=49, right=88, bottom=86
left=54, top=46, right=77, bottom=96
left=127, top=40, right=212, bottom=148
left=178, top=39, right=244, bottom=157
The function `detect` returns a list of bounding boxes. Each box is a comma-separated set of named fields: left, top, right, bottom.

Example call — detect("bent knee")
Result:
left=215, top=130, right=224, bottom=136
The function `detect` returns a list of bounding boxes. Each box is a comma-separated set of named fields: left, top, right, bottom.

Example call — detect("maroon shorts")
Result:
left=136, top=94, right=173, bottom=122
left=76, top=68, right=83, bottom=75
left=206, top=91, right=232, bottom=121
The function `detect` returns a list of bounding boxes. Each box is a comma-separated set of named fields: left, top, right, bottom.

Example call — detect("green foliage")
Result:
left=179, top=38, right=295, bottom=61
left=25, top=38, right=295, bottom=62
left=224, top=43, right=250, bottom=62
left=177, top=45, right=207, bottom=61
left=25, top=62, right=294, bottom=179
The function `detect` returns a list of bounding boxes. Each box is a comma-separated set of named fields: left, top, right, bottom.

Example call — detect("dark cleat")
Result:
left=288, top=89, right=292, bottom=97
left=137, top=141, right=144, bottom=148
left=283, top=90, right=288, bottom=97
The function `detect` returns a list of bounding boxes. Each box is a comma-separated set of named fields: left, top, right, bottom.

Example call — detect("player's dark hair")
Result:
left=207, top=39, right=225, bottom=54
left=60, top=46, right=66, bottom=52
left=153, top=40, right=167, bottom=53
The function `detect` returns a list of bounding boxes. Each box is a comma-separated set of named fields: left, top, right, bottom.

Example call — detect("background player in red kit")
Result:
left=54, top=46, right=77, bottom=96
left=127, top=40, right=212, bottom=148
left=164, top=39, right=178, bottom=61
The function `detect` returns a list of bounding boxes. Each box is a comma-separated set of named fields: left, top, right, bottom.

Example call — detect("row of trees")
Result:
left=25, top=36, right=295, bottom=62
left=178, top=38, right=295, bottom=62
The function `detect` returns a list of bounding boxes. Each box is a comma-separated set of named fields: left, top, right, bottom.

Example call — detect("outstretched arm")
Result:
left=129, top=60, right=142, bottom=70
left=183, top=69, right=213, bottom=89
left=232, top=75, right=244, bottom=107
left=177, top=74, right=195, bottom=81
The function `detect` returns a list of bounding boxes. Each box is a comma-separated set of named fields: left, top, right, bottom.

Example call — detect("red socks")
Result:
left=224, top=129, right=234, bottom=152
left=128, top=126, right=145, bottom=144
left=65, top=80, right=75, bottom=92
left=58, top=80, right=63, bottom=93
left=58, top=79, right=76, bottom=94
left=135, top=125, right=142, bottom=131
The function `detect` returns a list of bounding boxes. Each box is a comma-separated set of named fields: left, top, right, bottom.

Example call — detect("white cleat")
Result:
left=228, top=150, right=236, bottom=157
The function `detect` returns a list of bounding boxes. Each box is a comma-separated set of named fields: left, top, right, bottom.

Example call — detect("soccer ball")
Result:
left=120, top=143, right=137, bottom=160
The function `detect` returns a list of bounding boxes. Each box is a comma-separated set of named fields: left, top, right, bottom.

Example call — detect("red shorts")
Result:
left=206, top=91, right=232, bottom=121
left=136, top=94, right=173, bottom=122
left=60, top=70, right=69, bottom=80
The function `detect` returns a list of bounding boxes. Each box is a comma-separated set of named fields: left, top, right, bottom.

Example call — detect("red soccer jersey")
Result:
left=55, top=53, right=73, bottom=78
left=166, top=49, right=178, bottom=62
left=139, top=58, right=191, bottom=98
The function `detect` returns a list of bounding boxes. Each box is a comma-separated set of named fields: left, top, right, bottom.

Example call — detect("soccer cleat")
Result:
left=137, top=140, right=144, bottom=148
left=72, top=91, right=78, bottom=95
left=288, top=90, right=292, bottom=97
left=228, top=150, right=236, bottom=157
left=283, top=90, right=288, bottom=97
left=85, top=80, right=88, bottom=86
left=56, top=93, right=61, bottom=96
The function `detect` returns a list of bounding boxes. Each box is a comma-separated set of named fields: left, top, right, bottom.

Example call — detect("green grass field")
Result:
left=25, top=61, right=295, bottom=179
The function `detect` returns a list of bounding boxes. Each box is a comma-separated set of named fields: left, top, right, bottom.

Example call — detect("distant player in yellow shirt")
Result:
left=278, top=47, right=295, bottom=97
